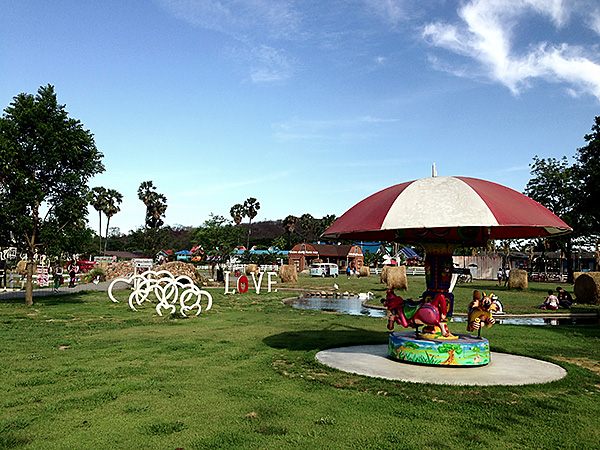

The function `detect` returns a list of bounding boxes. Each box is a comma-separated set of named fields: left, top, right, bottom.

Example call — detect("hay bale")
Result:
left=381, top=265, right=407, bottom=290
left=279, top=264, right=297, bottom=283
left=159, top=261, right=201, bottom=284
left=359, top=266, right=370, bottom=277
left=245, top=264, right=259, bottom=276
left=574, top=272, right=600, bottom=305
left=105, top=261, right=134, bottom=278
left=507, top=269, right=528, bottom=290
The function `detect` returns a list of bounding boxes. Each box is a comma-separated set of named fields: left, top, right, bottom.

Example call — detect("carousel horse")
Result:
left=467, top=290, right=498, bottom=332
left=382, top=289, right=450, bottom=337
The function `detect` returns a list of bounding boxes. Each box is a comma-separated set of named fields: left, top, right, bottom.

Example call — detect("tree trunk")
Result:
left=104, top=216, right=111, bottom=254
left=25, top=260, right=34, bottom=306
left=98, top=211, right=103, bottom=253
left=564, top=239, right=574, bottom=284
left=246, top=219, right=252, bottom=250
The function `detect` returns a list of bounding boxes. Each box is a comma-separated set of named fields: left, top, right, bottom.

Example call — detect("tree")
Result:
left=0, top=84, right=104, bottom=305
left=576, top=116, right=600, bottom=233
left=90, top=186, right=108, bottom=252
left=524, top=156, right=582, bottom=283
left=194, top=214, right=244, bottom=278
left=230, top=203, right=245, bottom=226
left=243, top=197, right=260, bottom=250
left=314, top=214, right=337, bottom=238
left=299, top=213, right=315, bottom=242
left=282, top=215, right=298, bottom=248
left=103, top=189, right=123, bottom=253
left=137, top=181, right=167, bottom=255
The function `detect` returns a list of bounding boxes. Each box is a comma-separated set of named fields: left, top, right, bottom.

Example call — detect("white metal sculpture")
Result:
left=108, top=270, right=213, bottom=317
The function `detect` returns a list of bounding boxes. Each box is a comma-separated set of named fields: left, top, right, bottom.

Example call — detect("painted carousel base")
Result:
left=389, top=331, right=490, bottom=366
left=316, top=345, right=567, bottom=386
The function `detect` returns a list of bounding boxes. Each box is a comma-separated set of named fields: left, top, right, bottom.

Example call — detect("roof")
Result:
left=103, top=251, right=150, bottom=259
left=290, top=243, right=363, bottom=258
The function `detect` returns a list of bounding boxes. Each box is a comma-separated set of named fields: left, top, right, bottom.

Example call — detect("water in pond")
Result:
left=288, top=297, right=599, bottom=325
left=291, top=296, right=386, bottom=318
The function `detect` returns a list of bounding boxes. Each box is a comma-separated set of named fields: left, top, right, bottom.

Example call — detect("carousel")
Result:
left=322, top=174, right=571, bottom=367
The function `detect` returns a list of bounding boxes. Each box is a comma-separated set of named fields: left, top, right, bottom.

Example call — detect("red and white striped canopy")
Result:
left=322, top=176, right=571, bottom=244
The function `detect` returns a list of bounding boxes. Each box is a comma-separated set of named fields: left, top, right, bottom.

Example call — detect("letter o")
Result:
left=237, top=275, right=249, bottom=293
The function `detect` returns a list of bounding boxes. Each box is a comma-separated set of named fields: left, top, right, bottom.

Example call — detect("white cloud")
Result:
left=363, top=0, right=409, bottom=25
left=422, top=0, right=600, bottom=100
left=248, top=45, right=297, bottom=83
left=272, top=115, right=399, bottom=141
left=589, top=10, right=600, bottom=35
left=157, top=0, right=302, bottom=83
left=157, top=0, right=301, bottom=39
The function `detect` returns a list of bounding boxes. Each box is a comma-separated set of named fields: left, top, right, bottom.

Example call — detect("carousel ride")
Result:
left=322, top=174, right=571, bottom=367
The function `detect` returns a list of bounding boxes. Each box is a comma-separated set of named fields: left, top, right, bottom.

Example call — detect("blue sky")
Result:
left=2, top=0, right=599, bottom=235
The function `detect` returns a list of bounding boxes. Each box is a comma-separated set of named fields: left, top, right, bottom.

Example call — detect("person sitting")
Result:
left=541, top=290, right=559, bottom=310
left=556, top=286, right=573, bottom=309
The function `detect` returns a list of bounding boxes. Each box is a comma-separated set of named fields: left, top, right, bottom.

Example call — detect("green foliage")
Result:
left=576, top=115, right=600, bottom=232
left=137, top=181, right=168, bottom=255
left=239, top=249, right=282, bottom=265
left=195, top=214, right=244, bottom=263
left=525, top=115, right=600, bottom=280
left=0, top=84, right=104, bottom=304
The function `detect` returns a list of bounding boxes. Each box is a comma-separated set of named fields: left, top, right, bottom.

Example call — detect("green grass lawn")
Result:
left=1, top=276, right=599, bottom=449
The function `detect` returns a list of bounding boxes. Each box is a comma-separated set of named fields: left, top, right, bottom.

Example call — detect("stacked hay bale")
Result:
left=158, top=261, right=202, bottom=284
left=279, top=264, right=298, bottom=283
left=380, top=265, right=407, bottom=290
left=574, top=272, right=600, bottom=304
left=105, top=261, right=134, bottom=278
left=507, top=269, right=528, bottom=290
left=245, top=264, right=259, bottom=276
left=359, top=266, right=370, bottom=277
left=96, top=261, right=110, bottom=271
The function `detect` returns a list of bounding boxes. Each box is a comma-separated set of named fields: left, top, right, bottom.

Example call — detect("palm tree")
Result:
left=103, top=189, right=123, bottom=253
left=230, top=203, right=245, bottom=226
left=283, top=215, right=298, bottom=248
left=299, top=213, right=315, bottom=242
left=90, top=186, right=108, bottom=252
left=137, top=181, right=156, bottom=225
left=137, top=181, right=168, bottom=254
left=243, top=197, right=260, bottom=250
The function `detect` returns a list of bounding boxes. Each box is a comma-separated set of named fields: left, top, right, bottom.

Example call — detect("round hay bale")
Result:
left=507, top=269, right=528, bottom=290
left=359, top=266, right=370, bottom=277
left=245, top=264, right=259, bottom=276
left=574, top=272, right=600, bottom=305
left=96, top=261, right=110, bottom=270
left=381, top=265, right=407, bottom=290
left=380, top=265, right=389, bottom=284
left=279, top=264, right=297, bottom=283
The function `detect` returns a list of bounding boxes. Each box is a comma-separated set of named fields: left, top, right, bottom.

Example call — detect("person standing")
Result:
left=52, top=262, right=63, bottom=293
left=67, top=260, right=77, bottom=288
left=504, top=267, right=510, bottom=286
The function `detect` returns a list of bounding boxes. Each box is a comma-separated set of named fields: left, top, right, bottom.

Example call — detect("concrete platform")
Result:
left=316, top=345, right=567, bottom=386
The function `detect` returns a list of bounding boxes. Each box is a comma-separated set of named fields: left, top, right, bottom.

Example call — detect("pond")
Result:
left=287, top=296, right=600, bottom=326
left=289, top=296, right=386, bottom=318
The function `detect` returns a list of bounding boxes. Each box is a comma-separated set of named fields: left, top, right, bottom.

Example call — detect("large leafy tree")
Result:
left=0, top=84, right=104, bottom=305
left=576, top=116, right=600, bottom=234
left=194, top=214, right=244, bottom=278
left=524, top=156, right=582, bottom=283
